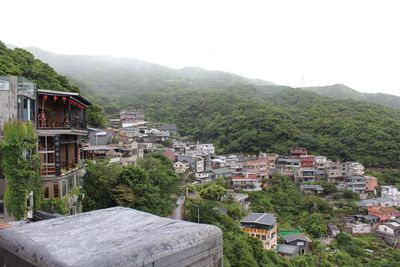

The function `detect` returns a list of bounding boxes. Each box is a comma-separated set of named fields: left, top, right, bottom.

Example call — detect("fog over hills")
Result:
left=26, top=47, right=274, bottom=95
left=302, top=84, right=400, bottom=110
left=24, top=46, right=400, bottom=110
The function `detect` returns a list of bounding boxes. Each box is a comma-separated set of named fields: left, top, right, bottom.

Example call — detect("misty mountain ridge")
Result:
left=23, top=46, right=400, bottom=110
left=302, top=84, right=400, bottom=110
left=25, top=47, right=275, bottom=94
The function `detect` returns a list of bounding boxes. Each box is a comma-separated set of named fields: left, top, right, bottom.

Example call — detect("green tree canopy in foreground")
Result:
left=82, top=154, right=181, bottom=217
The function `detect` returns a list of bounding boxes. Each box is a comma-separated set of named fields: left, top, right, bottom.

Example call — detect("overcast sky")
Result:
left=1, top=0, right=400, bottom=95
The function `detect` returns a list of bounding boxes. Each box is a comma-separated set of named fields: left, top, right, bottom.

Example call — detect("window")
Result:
left=261, top=235, right=267, bottom=240
left=53, top=183, right=60, bottom=198
left=44, top=186, right=50, bottom=199
left=62, top=181, right=68, bottom=197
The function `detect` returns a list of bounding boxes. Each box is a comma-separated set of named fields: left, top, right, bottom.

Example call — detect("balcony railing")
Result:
left=40, top=160, right=84, bottom=177
left=37, top=118, right=87, bottom=131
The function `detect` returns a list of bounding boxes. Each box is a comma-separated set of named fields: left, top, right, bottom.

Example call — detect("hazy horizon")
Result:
left=2, top=0, right=400, bottom=96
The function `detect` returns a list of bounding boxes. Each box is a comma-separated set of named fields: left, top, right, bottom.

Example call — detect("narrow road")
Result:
left=172, top=196, right=185, bottom=220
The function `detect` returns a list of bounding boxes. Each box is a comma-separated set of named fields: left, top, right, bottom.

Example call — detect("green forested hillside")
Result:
left=303, top=84, right=400, bottom=110
left=0, top=42, right=78, bottom=92
left=107, top=88, right=400, bottom=168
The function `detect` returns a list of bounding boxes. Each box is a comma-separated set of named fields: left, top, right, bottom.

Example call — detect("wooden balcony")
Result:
left=37, top=117, right=87, bottom=131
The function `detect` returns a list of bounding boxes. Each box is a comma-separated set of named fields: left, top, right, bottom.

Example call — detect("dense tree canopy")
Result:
left=82, top=154, right=181, bottom=217
left=96, top=87, right=400, bottom=168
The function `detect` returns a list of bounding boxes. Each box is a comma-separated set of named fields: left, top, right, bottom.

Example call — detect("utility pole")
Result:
left=193, top=204, right=200, bottom=223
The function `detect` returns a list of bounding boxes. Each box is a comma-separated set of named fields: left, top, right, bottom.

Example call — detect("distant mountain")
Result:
left=26, top=47, right=275, bottom=95
left=302, top=84, right=400, bottom=110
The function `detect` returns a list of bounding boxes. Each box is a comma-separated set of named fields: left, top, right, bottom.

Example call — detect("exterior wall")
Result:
left=365, top=176, right=378, bottom=192
left=352, top=224, right=371, bottom=234
left=232, top=178, right=262, bottom=191
left=378, top=225, right=396, bottom=235
left=174, top=162, right=190, bottom=174
left=0, top=77, right=18, bottom=133
left=285, top=240, right=309, bottom=254
left=242, top=225, right=278, bottom=250
left=163, top=149, right=176, bottom=162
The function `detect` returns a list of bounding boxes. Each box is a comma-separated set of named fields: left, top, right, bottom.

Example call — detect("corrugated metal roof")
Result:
left=240, top=213, right=276, bottom=226
left=277, top=244, right=298, bottom=254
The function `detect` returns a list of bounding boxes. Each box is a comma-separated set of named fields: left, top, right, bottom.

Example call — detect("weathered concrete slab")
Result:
left=0, top=207, right=223, bottom=267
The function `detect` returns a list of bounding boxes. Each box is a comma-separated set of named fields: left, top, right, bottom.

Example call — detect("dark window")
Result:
left=44, top=187, right=49, bottom=199
left=53, top=183, right=60, bottom=198
left=0, top=202, right=4, bottom=215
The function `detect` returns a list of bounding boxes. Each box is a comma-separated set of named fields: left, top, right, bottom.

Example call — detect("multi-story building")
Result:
left=232, top=171, right=262, bottom=191
left=36, top=89, right=91, bottom=214
left=195, top=143, right=215, bottom=155
left=120, top=110, right=145, bottom=127
left=315, top=156, right=328, bottom=170
left=241, top=153, right=269, bottom=179
left=266, top=153, right=279, bottom=170
left=300, top=155, right=315, bottom=168
left=344, top=162, right=365, bottom=176
left=343, top=175, right=366, bottom=194
left=297, top=167, right=317, bottom=182
left=240, top=213, right=278, bottom=250
left=288, top=147, right=308, bottom=157
left=276, top=158, right=301, bottom=177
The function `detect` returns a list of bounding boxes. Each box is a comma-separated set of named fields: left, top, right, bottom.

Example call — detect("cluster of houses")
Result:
left=170, top=142, right=378, bottom=196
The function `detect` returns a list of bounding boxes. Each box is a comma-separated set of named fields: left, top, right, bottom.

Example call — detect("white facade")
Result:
left=345, top=162, right=365, bottom=176
left=381, top=186, right=400, bottom=197
left=232, top=178, right=262, bottom=191
left=195, top=172, right=211, bottom=183
left=378, top=222, right=400, bottom=236
left=352, top=223, right=371, bottom=234
left=174, top=161, right=190, bottom=174
left=196, top=144, right=215, bottom=155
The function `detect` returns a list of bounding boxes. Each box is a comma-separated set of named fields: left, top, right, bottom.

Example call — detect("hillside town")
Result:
left=1, top=75, right=400, bottom=265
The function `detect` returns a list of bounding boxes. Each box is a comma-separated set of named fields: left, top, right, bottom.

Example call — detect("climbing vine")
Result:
left=0, top=121, right=42, bottom=219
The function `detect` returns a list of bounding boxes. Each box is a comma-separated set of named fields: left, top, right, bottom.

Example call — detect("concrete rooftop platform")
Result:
left=0, top=207, right=223, bottom=267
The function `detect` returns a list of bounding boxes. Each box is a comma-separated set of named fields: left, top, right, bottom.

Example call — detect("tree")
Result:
left=82, top=160, right=122, bottom=211
left=299, top=212, right=328, bottom=238
left=86, top=104, right=106, bottom=128
left=0, top=122, right=42, bottom=219
left=199, top=184, right=227, bottom=201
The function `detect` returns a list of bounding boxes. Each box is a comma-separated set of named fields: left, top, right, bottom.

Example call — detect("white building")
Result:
left=351, top=223, right=371, bottom=234
left=174, top=161, right=190, bottom=174
left=196, top=143, right=215, bottom=155
left=345, top=162, right=365, bottom=176
left=378, top=221, right=400, bottom=236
